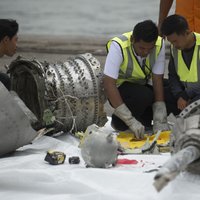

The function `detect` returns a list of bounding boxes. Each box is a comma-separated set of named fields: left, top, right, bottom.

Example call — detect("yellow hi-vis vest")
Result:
left=171, top=32, right=200, bottom=88
left=106, top=32, right=162, bottom=86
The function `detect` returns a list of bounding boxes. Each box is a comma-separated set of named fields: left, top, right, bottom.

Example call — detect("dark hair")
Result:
left=161, top=14, right=189, bottom=36
left=132, top=20, right=158, bottom=43
left=0, top=19, right=18, bottom=41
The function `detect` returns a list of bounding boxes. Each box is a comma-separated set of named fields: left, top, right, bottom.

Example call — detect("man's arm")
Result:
left=152, top=73, right=164, bottom=101
left=158, top=0, right=174, bottom=34
left=103, top=41, right=124, bottom=108
left=168, top=55, right=186, bottom=99
left=151, top=40, right=169, bottom=132
left=152, top=74, right=170, bottom=132
left=152, top=38, right=165, bottom=101
left=103, top=75, right=144, bottom=138
left=103, top=75, right=123, bottom=108
left=103, top=42, right=144, bottom=138
left=168, top=55, right=189, bottom=110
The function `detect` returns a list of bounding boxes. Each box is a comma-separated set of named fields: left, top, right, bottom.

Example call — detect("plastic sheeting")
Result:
left=0, top=119, right=200, bottom=200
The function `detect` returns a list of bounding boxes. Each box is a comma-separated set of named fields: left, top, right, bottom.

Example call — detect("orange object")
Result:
left=176, top=0, right=200, bottom=33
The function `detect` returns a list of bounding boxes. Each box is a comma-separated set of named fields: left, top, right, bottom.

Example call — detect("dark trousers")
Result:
left=0, top=72, right=11, bottom=91
left=164, top=83, right=200, bottom=116
left=111, top=82, right=154, bottom=131
left=164, top=85, right=181, bottom=116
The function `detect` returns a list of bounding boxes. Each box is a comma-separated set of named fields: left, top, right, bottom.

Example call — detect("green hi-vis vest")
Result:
left=106, top=31, right=162, bottom=86
left=171, top=32, right=200, bottom=88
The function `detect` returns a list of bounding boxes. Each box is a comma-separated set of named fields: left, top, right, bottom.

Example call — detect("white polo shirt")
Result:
left=104, top=40, right=165, bottom=79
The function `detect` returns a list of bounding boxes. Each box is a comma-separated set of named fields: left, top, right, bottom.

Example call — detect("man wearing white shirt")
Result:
left=103, top=20, right=168, bottom=139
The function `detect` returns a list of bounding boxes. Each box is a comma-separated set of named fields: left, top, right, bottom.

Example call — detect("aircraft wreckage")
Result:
left=0, top=53, right=107, bottom=156
left=3, top=52, right=200, bottom=184
left=154, top=99, right=200, bottom=192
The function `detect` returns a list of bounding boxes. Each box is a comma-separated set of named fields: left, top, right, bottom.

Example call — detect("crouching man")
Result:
left=103, top=20, right=169, bottom=139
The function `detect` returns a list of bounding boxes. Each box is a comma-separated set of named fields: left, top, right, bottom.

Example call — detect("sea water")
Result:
left=0, top=0, right=175, bottom=36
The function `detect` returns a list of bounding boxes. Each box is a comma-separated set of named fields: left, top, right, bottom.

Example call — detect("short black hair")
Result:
left=132, top=20, right=158, bottom=43
left=161, top=14, right=189, bottom=36
left=0, top=19, right=18, bottom=42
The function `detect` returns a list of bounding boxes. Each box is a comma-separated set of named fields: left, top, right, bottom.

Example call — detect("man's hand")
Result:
left=177, top=97, right=188, bottom=110
left=114, top=103, right=144, bottom=139
left=153, top=101, right=169, bottom=133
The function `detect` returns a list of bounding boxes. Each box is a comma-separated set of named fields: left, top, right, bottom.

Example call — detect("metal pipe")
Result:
left=154, top=146, right=200, bottom=192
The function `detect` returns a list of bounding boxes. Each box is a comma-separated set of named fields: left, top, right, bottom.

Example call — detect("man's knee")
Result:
left=0, top=73, right=11, bottom=91
left=111, top=114, right=128, bottom=131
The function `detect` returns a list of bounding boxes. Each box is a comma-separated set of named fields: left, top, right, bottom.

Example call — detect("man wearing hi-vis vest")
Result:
left=161, top=14, right=200, bottom=115
left=103, top=20, right=169, bottom=139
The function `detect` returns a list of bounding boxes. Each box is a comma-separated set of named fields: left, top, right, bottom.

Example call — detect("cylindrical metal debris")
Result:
left=8, top=53, right=107, bottom=134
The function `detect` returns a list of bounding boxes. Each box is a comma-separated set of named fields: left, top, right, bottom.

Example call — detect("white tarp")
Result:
left=0, top=120, right=200, bottom=200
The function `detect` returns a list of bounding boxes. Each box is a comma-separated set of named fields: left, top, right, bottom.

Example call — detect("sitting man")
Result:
left=103, top=20, right=168, bottom=139
left=0, top=19, right=41, bottom=156
left=0, top=19, right=18, bottom=90
left=161, top=14, right=200, bottom=115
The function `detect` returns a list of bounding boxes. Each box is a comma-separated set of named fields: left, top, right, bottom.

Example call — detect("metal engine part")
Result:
left=153, top=99, right=200, bottom=192
left=0, top=82, right=39, bottom=156
left=81, top=124, right=119, bottom=168
left=8, top=53, right=107, bottom=134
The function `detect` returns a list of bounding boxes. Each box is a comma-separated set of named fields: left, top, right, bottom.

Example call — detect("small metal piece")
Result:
left=42, top=109, right=55, bottom=126
left=68, top=156, right=80, bottom=164
left=44, top=150, right=66, bottom=165
left=144, top=169, right=159, bottom=173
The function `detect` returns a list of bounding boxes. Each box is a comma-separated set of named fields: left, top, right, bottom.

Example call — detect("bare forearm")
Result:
left=103, top=75, right=123, bottom=108
left=158, top=0, right=174, bottom=32
left=159, top=0, right=173, bottom=22
left=152, top=74, right=164, bottom=101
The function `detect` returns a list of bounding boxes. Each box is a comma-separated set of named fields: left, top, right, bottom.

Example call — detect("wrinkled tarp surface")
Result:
left=0, top=120, right=200, bottom=200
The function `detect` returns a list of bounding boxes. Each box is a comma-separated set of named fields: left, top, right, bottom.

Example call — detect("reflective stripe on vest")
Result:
left=172, top=32, right=200, bottom=85
left=106, top=31, right=162, bottom=85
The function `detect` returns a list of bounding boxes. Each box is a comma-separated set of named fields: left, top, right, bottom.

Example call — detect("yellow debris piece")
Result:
left=117, top=131, right=171, bottom=149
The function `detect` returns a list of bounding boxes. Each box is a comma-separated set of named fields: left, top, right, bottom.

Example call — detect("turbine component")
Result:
left=153, top=99, right=200, bottom=192
left=0, top=82, right=38, bottom=156
left=8, top=53, right=107, bottom=134
left=80, top=124, right=119, bottom=168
